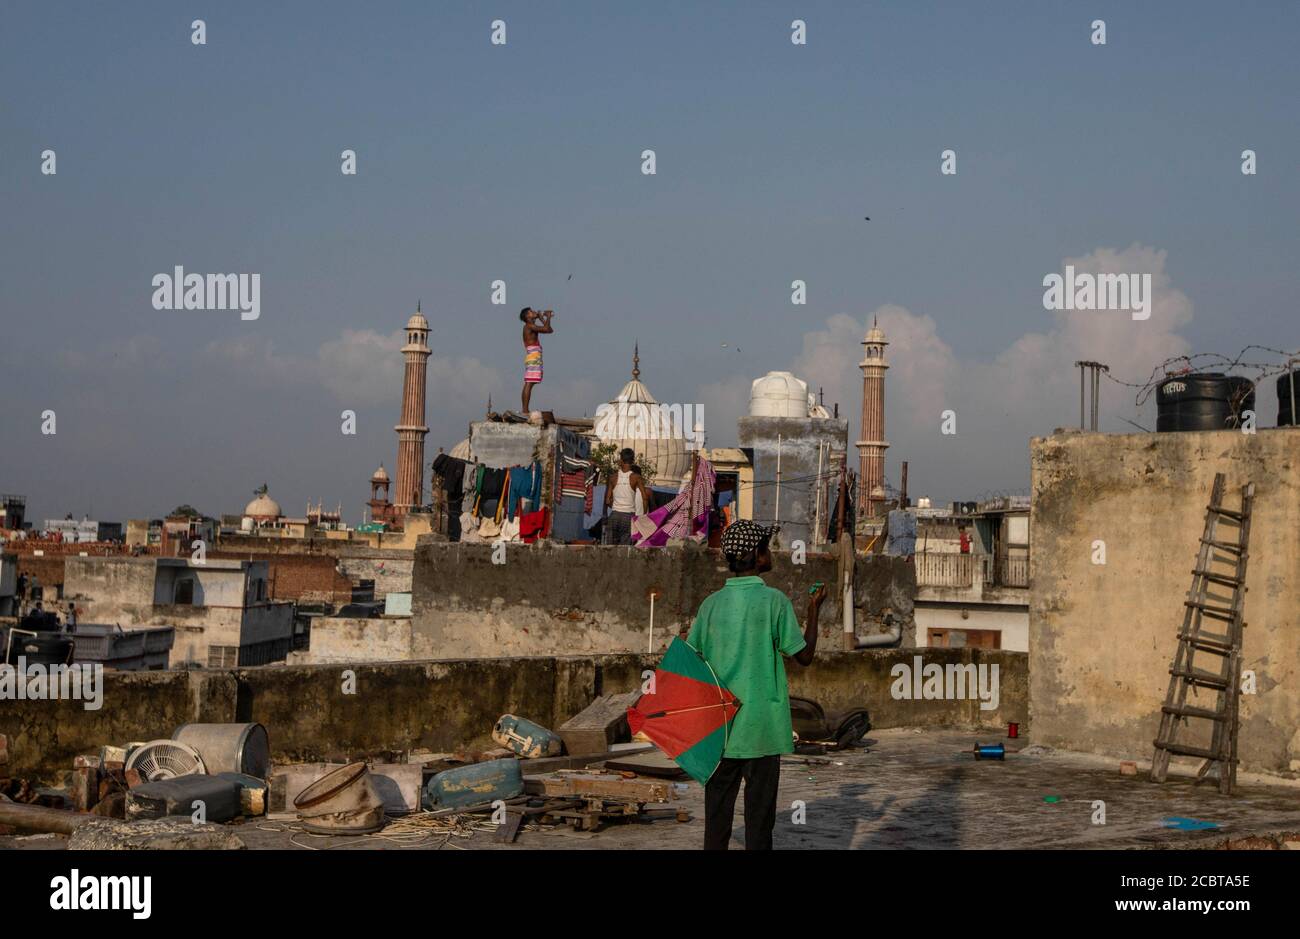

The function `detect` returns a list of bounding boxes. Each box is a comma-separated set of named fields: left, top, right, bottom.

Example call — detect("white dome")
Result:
left=243, top=491, right=282, bottom=519
left=592, top=348, right=692, bottom=488
left=449, top=438, right=471, bottom=460
left=750, top=371, right=809, bottom=418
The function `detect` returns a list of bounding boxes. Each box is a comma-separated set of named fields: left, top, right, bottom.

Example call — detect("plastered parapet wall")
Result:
left=410, top=540, right=916, bottom=658
left=0, top=648, right=1021, bottom=782
left=1030, top=428, right=1300, bottom=777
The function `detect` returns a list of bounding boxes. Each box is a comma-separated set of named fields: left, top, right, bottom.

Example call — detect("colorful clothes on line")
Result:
left=633, top=459, right=716, bottom=548
left=506, top=462, right=542, bottom=520
left=471, top=466, right=508, bottom=520
left=520, top=507, right=549, bottom=544
left=560, top=470, right=587, bottom=500
left=524, top=343, right=543, bottom=384
left=560, top=454, right=597, bottom=513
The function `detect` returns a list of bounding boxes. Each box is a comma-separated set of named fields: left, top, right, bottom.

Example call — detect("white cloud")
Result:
left=200, top=328, right=503, bottom=416
left=716, top=244, right=1198, bottom=502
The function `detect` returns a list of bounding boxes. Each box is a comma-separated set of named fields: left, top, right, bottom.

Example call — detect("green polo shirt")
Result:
left=686, top=575, right=806, bottom=759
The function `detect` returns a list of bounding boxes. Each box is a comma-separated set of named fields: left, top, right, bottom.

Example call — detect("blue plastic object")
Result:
left=426, top=758, right=524, bottom=810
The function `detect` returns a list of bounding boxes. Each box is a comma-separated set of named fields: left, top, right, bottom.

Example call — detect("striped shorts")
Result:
left=524, top=344, right=543, bottom=384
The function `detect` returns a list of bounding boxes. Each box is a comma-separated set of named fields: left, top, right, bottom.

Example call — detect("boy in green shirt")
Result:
left=687, top=520, right=825, bottom=850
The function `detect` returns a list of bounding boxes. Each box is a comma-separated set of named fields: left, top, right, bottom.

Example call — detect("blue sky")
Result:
left=2, top=1, right=1296, bottom=522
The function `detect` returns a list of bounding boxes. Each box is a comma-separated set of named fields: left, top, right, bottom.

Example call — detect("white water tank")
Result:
left=750, top=371, right=809, bottom=418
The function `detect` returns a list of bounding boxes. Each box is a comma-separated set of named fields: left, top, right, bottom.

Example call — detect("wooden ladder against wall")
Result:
left=1150, top=472, right=1255, bottom=794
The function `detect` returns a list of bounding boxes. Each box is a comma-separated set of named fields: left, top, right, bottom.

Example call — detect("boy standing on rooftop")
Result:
left=520, top=307, right=553, bottom=414
left=687, top=520, right=825, bottom=850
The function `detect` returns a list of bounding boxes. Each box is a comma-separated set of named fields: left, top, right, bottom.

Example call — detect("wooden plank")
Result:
left=513, top=744, right=654, bottom=776
left=557, top=692, right=640, bottom=756
left=522, top=772, right=672, bottom=803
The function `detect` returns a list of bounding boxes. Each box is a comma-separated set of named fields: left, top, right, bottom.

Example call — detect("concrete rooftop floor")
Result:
left=5, top=729, right=1300, bottom=851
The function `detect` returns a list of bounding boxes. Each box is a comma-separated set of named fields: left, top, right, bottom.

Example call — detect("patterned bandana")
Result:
left=720, top=519, right=776, bottom=561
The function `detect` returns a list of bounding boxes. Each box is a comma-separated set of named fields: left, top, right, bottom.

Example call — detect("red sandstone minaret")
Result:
left=394, top=304, right=431, bottom=517
left=856, top=318, right=889, bottom=518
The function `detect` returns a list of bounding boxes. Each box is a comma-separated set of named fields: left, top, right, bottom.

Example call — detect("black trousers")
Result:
left=704, top=755, right=781, bottom=850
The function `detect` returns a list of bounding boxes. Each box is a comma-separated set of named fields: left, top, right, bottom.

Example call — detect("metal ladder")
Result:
left=1151, top=472, right=1254, bottom=794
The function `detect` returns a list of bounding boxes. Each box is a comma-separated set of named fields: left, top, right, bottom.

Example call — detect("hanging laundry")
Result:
left=431, top=453, right=468, bottom=503
left=560, top=469, right=587, bottom=501
left=520, top=507, right=549, bottom=544
left=633, top=459, right=716, bottom=548
left=473, top=467, right=508, bottom=520
left=506, top=461, right=542, bottom=520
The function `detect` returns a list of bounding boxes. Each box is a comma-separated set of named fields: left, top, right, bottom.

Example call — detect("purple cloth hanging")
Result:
left=632, top=459, right=716, bottom=547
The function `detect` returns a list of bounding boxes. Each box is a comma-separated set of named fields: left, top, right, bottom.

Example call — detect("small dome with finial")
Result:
left=406, top=300, right=429, bottom=333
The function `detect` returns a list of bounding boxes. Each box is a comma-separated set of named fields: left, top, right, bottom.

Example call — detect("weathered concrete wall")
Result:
left=0, top=670, right=237, bottom=781
left=336, top=555, right=413, bottom=600
left=240, top=650, right=1016, bottom=765
left=288, top=616, right=413, bottom=664
left=587, top=648, right=1026, bottom=732
left=234, top=658, right=570, bottom=763
left=63, top=556, right=157, bottom=622
left=468, top=421, right=591, bottom=542
left=410, top=540, right=915, bottom=658
left=1030, top=428, right=1300, bottom=777
left=1, top=648, right=1022, bottom=780
left=738, top=415, right=848, bottom=547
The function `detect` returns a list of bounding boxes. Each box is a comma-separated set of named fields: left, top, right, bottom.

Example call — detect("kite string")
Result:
left=689, top=638, right=731, bottom=754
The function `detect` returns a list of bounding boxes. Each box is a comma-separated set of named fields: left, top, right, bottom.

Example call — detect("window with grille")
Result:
left=207, top=645, right=239, bottom=667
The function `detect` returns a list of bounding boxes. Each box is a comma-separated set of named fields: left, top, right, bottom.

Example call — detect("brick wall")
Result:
left=210, top=552, right=351, bottom=604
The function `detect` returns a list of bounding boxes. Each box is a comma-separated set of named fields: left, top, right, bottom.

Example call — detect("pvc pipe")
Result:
left=855, top=616, right=903, bottom=648
left=842, top=581, right=853, bottom=635
left=775, top=434, right=782, bottom=527
left=814, top=442, right=823, bottom=545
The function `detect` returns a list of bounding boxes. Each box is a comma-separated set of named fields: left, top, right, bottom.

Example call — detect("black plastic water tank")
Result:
left=1156, top=373, right=1255, bottom=432
left=1278, top=370, right=1299, bottom=427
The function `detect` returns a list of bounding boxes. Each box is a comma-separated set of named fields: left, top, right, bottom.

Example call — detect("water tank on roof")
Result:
left=749, top=371, right=809, bottom=418
left=1156, top=374, right=1254, bottom=432
left=1278, top=370, right=1299, bottom=427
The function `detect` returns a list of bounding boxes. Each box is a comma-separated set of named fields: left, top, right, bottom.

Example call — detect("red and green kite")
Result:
left=627, top=637, right=741, bottom=784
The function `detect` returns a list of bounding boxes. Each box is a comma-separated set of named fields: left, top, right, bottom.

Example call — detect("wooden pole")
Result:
left=0, top=801, right=94, bottom=835
left=835, top=463, right=847, bottom=541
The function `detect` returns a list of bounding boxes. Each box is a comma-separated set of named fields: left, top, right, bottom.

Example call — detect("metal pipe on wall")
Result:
left=774, top=433, right=782, bottom=527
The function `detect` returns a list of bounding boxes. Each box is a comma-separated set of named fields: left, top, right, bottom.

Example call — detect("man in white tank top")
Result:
left=603, top=448, right=654, bottom=545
